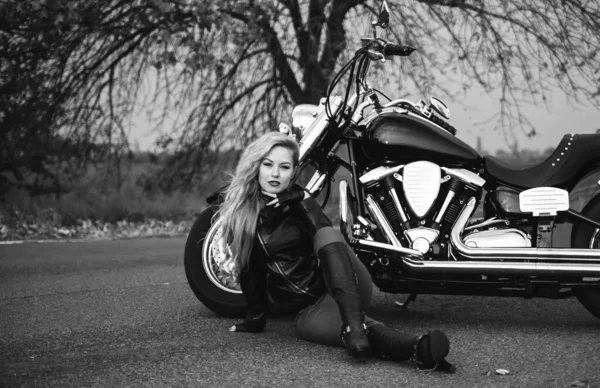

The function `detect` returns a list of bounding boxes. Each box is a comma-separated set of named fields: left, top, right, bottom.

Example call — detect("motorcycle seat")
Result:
left=483, top=133, right=600, bottom=189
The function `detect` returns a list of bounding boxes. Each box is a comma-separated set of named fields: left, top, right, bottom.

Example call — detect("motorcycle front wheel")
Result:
left=184, top=205, right=246, bottom=318
left=571, top=194, right=600, bottom=320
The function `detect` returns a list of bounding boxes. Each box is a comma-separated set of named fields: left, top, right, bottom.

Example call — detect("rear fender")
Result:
left=570, top=167, right=600, bottom=212
left=571, top=192, right=600, bottom=247
left=206, top=184, right=229, bottom=205
left=553, top=167, right=600, bottom=247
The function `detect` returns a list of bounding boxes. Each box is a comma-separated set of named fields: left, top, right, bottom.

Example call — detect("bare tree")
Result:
left=1, top=0, right=205, bottom=194
left=1, top=0, right=599, bottom=193
left=387, top=0, right=600, bottom=141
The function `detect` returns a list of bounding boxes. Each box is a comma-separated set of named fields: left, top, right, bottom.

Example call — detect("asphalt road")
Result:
left=1, top=237, right=599, bottom=388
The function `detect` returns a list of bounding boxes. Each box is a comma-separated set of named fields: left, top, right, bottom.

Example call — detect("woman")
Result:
left=217, top=131, right=454, bottom=372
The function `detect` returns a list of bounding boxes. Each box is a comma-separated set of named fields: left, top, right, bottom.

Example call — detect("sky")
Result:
left=129, top=84, right=600, bottom=156
left=445, top=89, right=600, bottom=155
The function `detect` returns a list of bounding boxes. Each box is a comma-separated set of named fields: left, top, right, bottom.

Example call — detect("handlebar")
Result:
left=362, top=39, right=415, bottom=60
left=382, top=43, right=416, bottom=57
left=326, top=37, right=458, bottom=136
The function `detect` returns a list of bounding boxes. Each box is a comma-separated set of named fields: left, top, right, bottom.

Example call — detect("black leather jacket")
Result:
left=240, top=196, right=329, bottom=317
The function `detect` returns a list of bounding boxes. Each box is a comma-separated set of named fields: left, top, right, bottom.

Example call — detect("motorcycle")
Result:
left=184, top=1, right=600, bottom=320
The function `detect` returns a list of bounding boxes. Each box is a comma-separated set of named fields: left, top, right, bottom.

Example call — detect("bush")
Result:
left=0, top=160, right=225, bottom=229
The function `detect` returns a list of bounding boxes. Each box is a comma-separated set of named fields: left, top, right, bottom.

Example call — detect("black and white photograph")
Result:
left=1, top=0, right=600, bottom=387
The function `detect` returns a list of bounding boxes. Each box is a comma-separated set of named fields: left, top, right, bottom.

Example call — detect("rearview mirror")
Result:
left=376, top=1, right=390, bottom=28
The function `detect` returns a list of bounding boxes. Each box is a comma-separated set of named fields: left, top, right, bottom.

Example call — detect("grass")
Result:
left=0, top=158, right=225, bottom=232
left=1, top=185, right=207, bottom=224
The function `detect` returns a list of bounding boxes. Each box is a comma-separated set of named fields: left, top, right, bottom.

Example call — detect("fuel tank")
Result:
left=363, top=112, right=481, bottom=168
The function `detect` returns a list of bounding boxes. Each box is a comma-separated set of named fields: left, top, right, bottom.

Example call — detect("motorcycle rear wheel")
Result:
left=571, top=194, right=600, bottom=320
left=184, top=205, right=246, bottom=318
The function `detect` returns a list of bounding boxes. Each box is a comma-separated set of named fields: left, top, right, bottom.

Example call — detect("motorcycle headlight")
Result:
left=297, top=96, right=344, bottom=162
left=291, top=104, right=319, bottom=138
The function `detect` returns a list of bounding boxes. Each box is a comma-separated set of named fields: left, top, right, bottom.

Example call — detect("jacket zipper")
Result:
left=257, top=232, right=317, bottom=297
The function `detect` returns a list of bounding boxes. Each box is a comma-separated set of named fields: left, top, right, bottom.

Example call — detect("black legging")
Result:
left=294, top=226, right=382, bottom=346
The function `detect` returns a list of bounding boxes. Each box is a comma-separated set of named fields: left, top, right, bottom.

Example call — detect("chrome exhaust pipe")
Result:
left=339, top=180, right=422, bottom=259
left=451, top=197, right=600, bottom=262
left=402, top=257, right=600, bottom=276
left=351, top=240, right=600, bottom=276
left=353, top=239, right=423, bottom=259
left=365, top=194, right=403, bottom=247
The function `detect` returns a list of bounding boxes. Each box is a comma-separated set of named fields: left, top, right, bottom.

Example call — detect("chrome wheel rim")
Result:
left=202, top=218, right=241, bottom=294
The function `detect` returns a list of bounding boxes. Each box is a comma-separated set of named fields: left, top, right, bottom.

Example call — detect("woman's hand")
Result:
left=263, top=185, right=309, bottom=208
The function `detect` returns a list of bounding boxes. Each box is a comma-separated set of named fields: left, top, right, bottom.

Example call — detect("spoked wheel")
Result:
left=571, top=194, right=600, bottom=320
left=184, top=206, right=245, bottom=318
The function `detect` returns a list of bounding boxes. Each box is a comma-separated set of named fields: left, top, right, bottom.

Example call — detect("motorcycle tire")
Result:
left=571, top=193, right=600, bottom=320
left=184, top=205, right=246, bottom=318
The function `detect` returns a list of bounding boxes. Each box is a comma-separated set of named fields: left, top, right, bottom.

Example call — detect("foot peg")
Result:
left=394, top=293, right=417, bottom=309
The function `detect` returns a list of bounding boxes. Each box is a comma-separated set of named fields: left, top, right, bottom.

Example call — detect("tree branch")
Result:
left=224, top=7, right=305, bottom=102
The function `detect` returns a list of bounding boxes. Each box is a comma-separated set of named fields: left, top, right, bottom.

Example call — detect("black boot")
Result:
left=317, top=241, right=371, bottom=360
left=369, top=324, right=455, bottom=373
left=368, top=323, right=418, bottom=360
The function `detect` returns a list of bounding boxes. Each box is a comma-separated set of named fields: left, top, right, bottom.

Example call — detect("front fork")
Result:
left=298, top=142, right=354, bottom=206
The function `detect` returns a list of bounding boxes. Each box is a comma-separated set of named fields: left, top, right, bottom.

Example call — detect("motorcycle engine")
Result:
left=361, top=161, right=483, bottom=255
left=463, top=228, right=532, bottom=248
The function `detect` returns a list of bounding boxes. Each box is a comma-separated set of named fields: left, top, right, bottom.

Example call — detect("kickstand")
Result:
left=394, top=293, right=417, bottom=309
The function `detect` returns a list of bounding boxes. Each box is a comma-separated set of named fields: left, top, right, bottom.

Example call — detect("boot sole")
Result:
left=349, top=345, right=372, bottom=360
left=427, top=329, right=450, bottom=364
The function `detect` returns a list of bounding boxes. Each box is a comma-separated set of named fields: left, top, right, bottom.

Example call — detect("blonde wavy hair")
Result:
left=217, top=132, right=300, bottom=271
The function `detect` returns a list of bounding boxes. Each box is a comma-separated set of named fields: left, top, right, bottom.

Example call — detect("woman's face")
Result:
left=258, top=146, right=295, bottom=195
